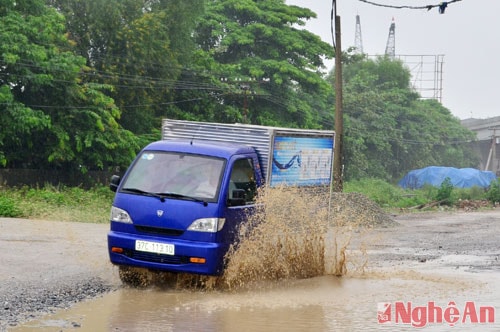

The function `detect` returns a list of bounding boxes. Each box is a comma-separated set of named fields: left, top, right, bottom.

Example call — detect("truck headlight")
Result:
left=188, top=218, right=225, bottom=232
left=110, top=206, right=132, bottom=223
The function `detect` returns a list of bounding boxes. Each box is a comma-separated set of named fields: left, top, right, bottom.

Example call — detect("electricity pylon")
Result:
left=385, top=18, right=396, bottom=58
left=354, top=15, right=364, bottom=54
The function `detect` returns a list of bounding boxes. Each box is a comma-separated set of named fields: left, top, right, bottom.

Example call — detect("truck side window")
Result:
left=229, top=158, right=257, bottom=203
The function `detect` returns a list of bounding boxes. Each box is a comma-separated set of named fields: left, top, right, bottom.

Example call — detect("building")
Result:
left=461, top=116, right=500, bottom=175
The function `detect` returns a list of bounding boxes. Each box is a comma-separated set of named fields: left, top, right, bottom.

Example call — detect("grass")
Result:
left=0, top=178, right=498, bottom=223
left=344, top=178, right=494, bottom=210
left=0, top=184, right=114, bottom=223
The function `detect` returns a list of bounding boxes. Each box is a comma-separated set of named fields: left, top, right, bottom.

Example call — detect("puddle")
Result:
left=5, top=195, right=500, bottom=331
left=10, top=269, right=500, bottom=332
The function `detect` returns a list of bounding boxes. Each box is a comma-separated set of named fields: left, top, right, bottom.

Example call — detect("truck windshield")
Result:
left=120, top=152, right=225, bottom=202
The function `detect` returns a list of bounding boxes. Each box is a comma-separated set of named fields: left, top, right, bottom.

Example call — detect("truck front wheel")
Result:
left=118, top=266, right=152, bottom=287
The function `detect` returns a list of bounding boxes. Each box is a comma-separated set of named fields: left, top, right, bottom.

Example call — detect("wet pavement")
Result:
left=3, top=210, right=500, bottom=331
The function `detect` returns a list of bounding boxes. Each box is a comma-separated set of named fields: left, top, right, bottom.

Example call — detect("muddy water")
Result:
left=12, top=270, right=500, bottom=331
left=8, top=191, right=500, bottom=331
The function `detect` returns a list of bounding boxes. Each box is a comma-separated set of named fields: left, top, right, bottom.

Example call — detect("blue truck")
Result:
left=107, top=119, right=334, bottom=283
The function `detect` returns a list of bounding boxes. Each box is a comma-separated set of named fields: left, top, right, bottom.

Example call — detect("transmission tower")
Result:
left=395, top=54, right=445, bottom=102
left=354, top=15, right=364, bottom=54
left=385, top=18, right=396, bottom=58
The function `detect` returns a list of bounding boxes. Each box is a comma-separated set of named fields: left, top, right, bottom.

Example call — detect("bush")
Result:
left=454, top=186, right=486, bottom=201
left=486, top=179, right=500, bottom=203
left=0, top=195, right=23, bottom=217
left=435, top=177, right=454, bottom=205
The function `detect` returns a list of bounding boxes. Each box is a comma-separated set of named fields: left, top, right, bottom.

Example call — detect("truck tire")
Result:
left=118, top=266, right=152, bottom=287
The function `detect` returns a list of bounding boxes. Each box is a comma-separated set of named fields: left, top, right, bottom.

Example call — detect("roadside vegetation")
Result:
left=1, top=0, right=484, bottom=222
left=1, top=178, right=499, bottom=222
left=2, top=0, right=479, bottom=183
left=0, top=185, right=114, bottom=223
left=345, top=178, right=500, bottom=211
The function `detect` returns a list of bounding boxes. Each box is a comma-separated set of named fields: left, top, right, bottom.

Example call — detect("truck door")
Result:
left=223, top=157, right=258, bottom=245
left=228, top=158, right=257, bottom=203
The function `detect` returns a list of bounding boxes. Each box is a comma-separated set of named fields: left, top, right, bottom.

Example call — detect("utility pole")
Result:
left=332, top=2, right=344, bottom=192
left=485, top=128, right=498, bottom=172
left=220, top=77, right=267, bottom=124
left=239, top=83, right=250, bottom=123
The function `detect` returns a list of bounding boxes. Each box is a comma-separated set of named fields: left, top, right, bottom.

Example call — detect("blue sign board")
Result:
left=270, top=136, right=334, bottom=187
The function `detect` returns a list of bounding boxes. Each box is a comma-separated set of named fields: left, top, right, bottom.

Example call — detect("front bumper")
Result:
left=107, top=231, right=228, bottom=275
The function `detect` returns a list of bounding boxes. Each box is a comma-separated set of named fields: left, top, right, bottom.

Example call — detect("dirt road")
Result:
left=0, top=218, right=117, bottom=331
left=363, top=210, right=500, bottom=273
left=1, top=209, right=500, bottom=330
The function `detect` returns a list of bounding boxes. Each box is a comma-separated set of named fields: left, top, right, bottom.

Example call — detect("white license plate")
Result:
left=135, top=240, right=175, bottom=255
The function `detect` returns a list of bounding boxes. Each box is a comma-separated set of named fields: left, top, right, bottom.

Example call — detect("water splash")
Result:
left=120, top=187, right=392, bottom=290
left=221, top=187, right=331, bottom=289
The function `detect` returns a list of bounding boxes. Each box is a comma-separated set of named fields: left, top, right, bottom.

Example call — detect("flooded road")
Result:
left=11, top=272, right=500, bottom=331
left=5, top=210, right=500, bottom=331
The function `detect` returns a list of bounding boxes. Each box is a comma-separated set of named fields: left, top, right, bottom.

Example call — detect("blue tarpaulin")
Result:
left=398, top=166, right=497, bottom=189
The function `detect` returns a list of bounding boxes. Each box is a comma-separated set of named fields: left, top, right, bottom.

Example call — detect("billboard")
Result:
left=270, top=135, right=334, bottom=187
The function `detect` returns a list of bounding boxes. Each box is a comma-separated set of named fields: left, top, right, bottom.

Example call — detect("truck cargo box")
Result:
left=162, top=119, right=335, bottom=187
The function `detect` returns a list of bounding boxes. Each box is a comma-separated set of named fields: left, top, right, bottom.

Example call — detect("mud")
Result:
left=0, top=219, right=116, bottom=331
left=1, top=209, right=500, bottom=331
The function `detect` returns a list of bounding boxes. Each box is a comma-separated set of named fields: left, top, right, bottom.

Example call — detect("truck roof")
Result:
left=144, top=140, right=255, bottom=159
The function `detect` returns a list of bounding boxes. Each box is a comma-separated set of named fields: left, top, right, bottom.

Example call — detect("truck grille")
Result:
left=125, top=250, right=188, bottom=265
left=135, top=225, right=184, bottom=236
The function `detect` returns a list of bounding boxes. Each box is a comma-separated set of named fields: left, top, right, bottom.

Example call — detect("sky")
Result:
left=286, top=0, right=500, bottom=120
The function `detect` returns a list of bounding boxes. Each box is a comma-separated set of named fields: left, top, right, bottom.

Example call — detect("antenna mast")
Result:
left=354, top=15, right=364, bottom=54
left=385, top=18, right=396, bottom=58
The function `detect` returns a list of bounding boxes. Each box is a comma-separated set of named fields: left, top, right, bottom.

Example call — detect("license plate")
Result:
left=135, top=240, right=175, bottom=255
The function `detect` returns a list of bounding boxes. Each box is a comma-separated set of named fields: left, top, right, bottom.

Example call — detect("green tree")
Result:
left=1, top=0, right=138, bottom=171
left=0, top=0, right=52, bottom=166
left=50, top=0, right=205, bottom=134
left=331, top=54, right=478, bottom=181
left=192, top=0, right=334, bottom=127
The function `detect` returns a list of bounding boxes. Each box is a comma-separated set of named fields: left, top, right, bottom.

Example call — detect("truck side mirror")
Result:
left=109, top=175, right=121, bottom=192
left=228, top=189, right=246, bottom=206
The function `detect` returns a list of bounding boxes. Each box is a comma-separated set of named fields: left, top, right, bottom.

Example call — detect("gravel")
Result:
left=1, top=277, right=112, bottom=330
left=0, top=218, right=117, bottom=331
left=328, top=192, right=397, bottom=227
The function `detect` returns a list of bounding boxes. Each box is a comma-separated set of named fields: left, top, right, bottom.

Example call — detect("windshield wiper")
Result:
left=121, top=187, right=167, bottom=201
left=122, top=188, right=207, bottom=206
left=157, top=192, right=208, bottom=206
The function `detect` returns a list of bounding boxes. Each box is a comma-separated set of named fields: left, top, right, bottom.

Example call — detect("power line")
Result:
left=0, top=61, right=229, bottom=92
left=358, top=0, right=463, bottom=13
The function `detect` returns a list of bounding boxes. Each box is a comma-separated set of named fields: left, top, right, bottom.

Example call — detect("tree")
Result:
left=331, top=54, right=478, bottom=181
left=0, top=0, right=52, bottom=166
left=49, top=0, right=205, bottom=134
left=192, top=0, right=334, bottom=127
left=0, top=0, right=138, bottom=171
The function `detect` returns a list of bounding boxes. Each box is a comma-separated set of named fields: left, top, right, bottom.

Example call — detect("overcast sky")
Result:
left=286, top=0, right=500, bottom=120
